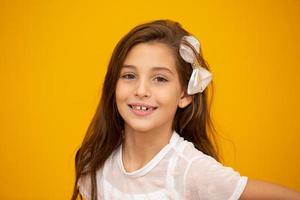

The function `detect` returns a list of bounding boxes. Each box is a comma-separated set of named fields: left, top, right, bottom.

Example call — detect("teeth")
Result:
left=132, top=105, right=151, bottom=111
left=141, top=106, right=147, bottom=110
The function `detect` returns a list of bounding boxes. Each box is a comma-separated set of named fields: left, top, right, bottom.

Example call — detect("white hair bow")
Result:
left=179, top=35, right=212, bottom=95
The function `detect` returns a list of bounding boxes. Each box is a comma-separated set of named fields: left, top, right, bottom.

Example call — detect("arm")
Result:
left=239, top=179, right=300, bottom=200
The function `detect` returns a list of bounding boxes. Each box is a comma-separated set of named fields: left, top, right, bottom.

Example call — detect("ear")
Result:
left=178, top=90, right=193, bottom=108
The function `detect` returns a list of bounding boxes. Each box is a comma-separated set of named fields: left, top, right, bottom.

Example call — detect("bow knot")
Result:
left=179, top=35, right=212, bottom=94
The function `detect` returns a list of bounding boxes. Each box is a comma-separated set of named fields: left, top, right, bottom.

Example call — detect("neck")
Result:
left=122, top=125, right=173, bottom=172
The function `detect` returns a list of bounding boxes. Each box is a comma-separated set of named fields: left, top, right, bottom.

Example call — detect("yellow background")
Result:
left=1, top=0, right=299, bottom=199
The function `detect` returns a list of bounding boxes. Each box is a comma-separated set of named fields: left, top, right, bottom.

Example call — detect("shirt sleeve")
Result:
left=184, top=155, right=248, bottom=200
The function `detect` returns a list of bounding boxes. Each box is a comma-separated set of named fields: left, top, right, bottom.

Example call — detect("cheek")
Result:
left=115, top=82, right=126, bottom=103
left=156, top=89, right=180, bottom=107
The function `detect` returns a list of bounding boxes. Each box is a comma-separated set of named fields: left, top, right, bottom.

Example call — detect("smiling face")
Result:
left=115, top=42, right=192, bottom=134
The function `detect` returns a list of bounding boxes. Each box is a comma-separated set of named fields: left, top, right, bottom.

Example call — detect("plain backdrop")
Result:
left=0, top=0, right=299, bottom=199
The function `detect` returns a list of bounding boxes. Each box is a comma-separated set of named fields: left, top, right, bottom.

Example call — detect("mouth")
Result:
left=128, top=104, right=158, bottom=111
left=128, top=104, right=158, bottom=117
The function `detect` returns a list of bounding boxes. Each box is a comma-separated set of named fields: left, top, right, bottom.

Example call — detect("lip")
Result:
left=128, top=103, right=158, bottom=117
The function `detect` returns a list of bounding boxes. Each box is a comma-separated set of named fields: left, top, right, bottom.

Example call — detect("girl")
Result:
left=71, top=19, right=300, bottom=200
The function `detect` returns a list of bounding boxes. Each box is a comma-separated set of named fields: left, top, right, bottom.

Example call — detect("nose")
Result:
left=135, top=77, right=151, bottom=98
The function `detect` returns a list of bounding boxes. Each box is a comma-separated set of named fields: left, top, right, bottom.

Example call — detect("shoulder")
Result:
left=78, top=169, right=105, bottom=200
left=174, top=136, right=248, bottom=200
left=172, top=134, right=207, bottom=162
left=77, top=145, right=120, bottom=200
left=77, top=173, right=92, bottom=200
left=183, top=154, right=248, bottom=200
left=77, top=147, right=119, bottom=199
left=77, top=166, right=107, bottom=200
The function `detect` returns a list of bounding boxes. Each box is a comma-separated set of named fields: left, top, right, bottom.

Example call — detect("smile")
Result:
left=128, top=104, right=158, bottom=116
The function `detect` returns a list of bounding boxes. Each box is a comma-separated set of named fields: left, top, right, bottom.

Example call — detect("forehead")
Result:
left=121, top=42, right=178, bottom=75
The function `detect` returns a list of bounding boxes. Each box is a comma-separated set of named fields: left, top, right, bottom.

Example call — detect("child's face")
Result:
left=115, top=42, right=191, bottom=134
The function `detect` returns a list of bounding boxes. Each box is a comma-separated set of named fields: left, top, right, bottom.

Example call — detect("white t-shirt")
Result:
left=78, top=130, right=248, bottom=200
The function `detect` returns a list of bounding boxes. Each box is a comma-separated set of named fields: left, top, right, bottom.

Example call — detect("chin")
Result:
left=126, top=123, right=157, bottom=133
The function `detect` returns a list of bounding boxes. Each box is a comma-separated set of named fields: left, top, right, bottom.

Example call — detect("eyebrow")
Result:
left=121, top=64, right=175, bottom=75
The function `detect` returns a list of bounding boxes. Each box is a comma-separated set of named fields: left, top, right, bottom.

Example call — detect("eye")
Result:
left=154, top=76, right=168, bottom=83
left=121, top=73, right=135, bottom=79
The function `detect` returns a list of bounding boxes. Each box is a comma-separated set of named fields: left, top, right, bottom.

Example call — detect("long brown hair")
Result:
left=71, top=19, right=221, bottom=200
